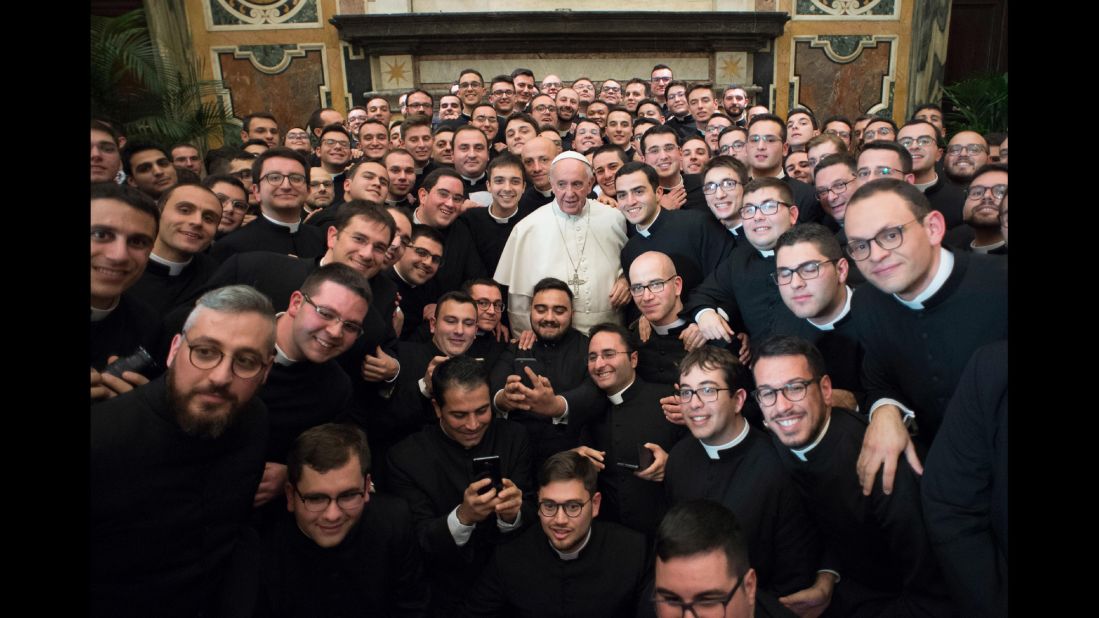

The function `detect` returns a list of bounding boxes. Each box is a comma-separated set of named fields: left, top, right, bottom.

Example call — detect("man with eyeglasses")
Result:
left=943, top=163, right=1008, bottom=255
left=529, top=93, right=558, bottom=134
left=464, top=450, right=649, bottom=617
left=128, top=183, right=223, bottom=315
left=386, top=355, right=533, bottom=615
left=821, top=116, right=853, bottom=150
left=686, top=177, right=807, bottom=353
left=204, top=173, right=250, bottom=238
left=705, top=114, right=734, bottom=154
left=92, top=284, right=275, bottom=617
left=810, top=153, right=867, bottom=287
left=897, top=120, right=966, bottom=230
left=459, top=278, right=510, bottom=367
left=315, top=124, right=353, bottom=205
left=666, top=344, right=822, bottom=606
left=405, top=88, right=434, bottom=120
left=654, top=500, right=798, bottom=618
left=574, top=323, right=686, bottom=535
left=617, top=161, right=733, bottom=299
left=304, top=167, right=335, bottom=219
left=717, top=126, right=751, bottom=169
left=943, top=130, right=990, bottom=185
left=651, top=64, right=674, bottom=108
left=599, top=78, right=624, bottom=106
left=861, top=117, right=898, bottom=145
left=722, top=85, right=750, bottom=127
left=772, top=223, right=865, bottom=411
left=541, top=74, right=564, bottom=100
left=663, top=80, right=696, bottom=141
left=283, top=127, right=312, bottom=157
left=752, top=335, right=955, bottom=617
left=457, top=69, right=487, bottom=119
left=413, top=167, right=486, bottom=294
left=244, top=265, right=371, bottom=516
left=641, top=125, right=710, bottom=213
left=843, top=179, right=1007, bottom=499
left=854, top=141, right=916, bottom=194
left=699, top=156, right=750, bottom=248
left=487, top=73, right=517, bottom=115
left=259, top=422, right=428, bottom=615
left=745, top=114, right=828, bottom=227
left=385, top=224, right=445, bottom=339
left=210, top=147, right=326, bottom=262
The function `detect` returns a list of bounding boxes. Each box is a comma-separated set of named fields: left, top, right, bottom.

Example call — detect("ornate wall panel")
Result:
left=212, top=44, right=331, bottom=132
left=789, top=35, right=896, bottom=119
left=793, top=0, right=899, bottom=19
left=906, top=0, right=950, bottom=110
left=204, top=0, right=322, bottom=30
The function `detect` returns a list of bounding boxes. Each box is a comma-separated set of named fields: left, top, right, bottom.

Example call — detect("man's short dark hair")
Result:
left=287, top=423, right=371, bottom=485
left=775, top=222, right=843, bottom=262
left=636, top=98, right=663, bottom=114
left=969, top=162, right=1009, bottom=185
left=400, top=114, right=433, bottom=139
left=91, top=119, right=120, bottom=144
left=640, top=124, right=682, bottom=152
left=588, top=322, right=637, bottom=355
left=242, top=111, right=278, bottom=133
left=900, top=119, right=943, bottom=143
left=625, top=78, right=651, bottom=97
left=333, top=200, right=396, bottom=241
left=204, top=147, right=244, bottom=176
left=487, top=152, right=524, bottom=177
left=202, top=173, right=247, bottom=195
left=431, top=354, right=489, bottom=408
left=251, top=147, right=310, bottom=188
left=91, top=182, right=160, bottom=229
left=754, top=335, right=828, bottom=379
left=505, top=113, right=538, bottom=134
left=461, top=278, right=503, bottom=297
left=864, top=116, right=899, bottom=137
left=687, top=82, right=715, bottom=100
left=822, top=115, right=852, bottom=130
left=301, top=262, right=373, bottom=305
left=859, top=140, right=913, bottom=174
left=701, top=155, right=749, bottom=185
left=359, top=118, right=388, bottom=138
left=308, top=108, right=338, bottom=134
left=651, top=64, right=671, bottom=75
left=533, top=277, right=573, bottom=302
left=615, top=161, right=659, bottom=192
left=420, top=167, right=464, bottom=193
left=591, top=144, right=630, bottom=167
left=744, top=176, right=794, bottom=204
left=174, top=169, right=201, bottom=184
left=405, top=88, right=434, bottom=104
left=678, top=346, right=751, bottom=394
left=848, top=177, right=932, bottom=220
left=411, top=223, right=445, bottom=247
left=242, top=138, right=270, bottom=151
left=490, top=74, right=515, bottom=88
left=813, top=152, right=857, bottom=179
left=806, top=133, right=847, bottom=155
left=665, top=79, right=689, bottom=94
left=155, top=181, right=212, bottom=212
left=121, top=141, right=167, bottom=177
left=655, top=499, right=750, bottom=578
left=632, top=117, right=660, bottom=131
left=787, top=107, right=819, bottom=129
left=911, top=103, right=943, bottom=118
left=748, top=113, right=788, bottom=143
left=319, top=123, right=351, bottom=142
left=511, top=68, right=534, bottom=80
left=459, top=68, right=485, bottom=83
left=434, top=290, right=476, bottom=321
left=538, top=450, right=598, bottom=495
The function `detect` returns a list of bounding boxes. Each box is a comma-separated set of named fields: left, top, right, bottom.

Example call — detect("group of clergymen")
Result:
left=90, top=62, right=1008, bottom=617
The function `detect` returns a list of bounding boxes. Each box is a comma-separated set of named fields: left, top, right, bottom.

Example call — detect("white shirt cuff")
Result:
left=496, top=510, right=522, bottom=531
left=817, top=569, right=841, bottom=584
left=493, top=388, right=509, bottom=418
left=447, top=506, right=476, bottom=546
left=552, top=396, right=569, bottom=425
left=385, top=359, right=401, bottom=383
left=868, top=399, right=914, bottom=423
left=418, top=376, right=430, bottom=398
left=693, top=307, right=730, bottom=322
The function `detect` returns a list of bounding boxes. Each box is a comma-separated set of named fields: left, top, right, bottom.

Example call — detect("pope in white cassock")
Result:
left=495, top=151, right=632, bottom=335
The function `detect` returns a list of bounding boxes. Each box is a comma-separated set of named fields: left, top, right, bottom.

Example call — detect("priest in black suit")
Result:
left=385, top=356, right=534, bottom=617
left=462, top=450, right=650, bottom=618
left=752, top=336, right=955, bottom=617
left=413, top=167, right=487, bottom=293
left=639, top=126, right=711, bottom=216
left=210, top=148, right=326, bottom=263
left=459, top=152, right=540, bottom=277
left=745, top=114, right=829, bottom=228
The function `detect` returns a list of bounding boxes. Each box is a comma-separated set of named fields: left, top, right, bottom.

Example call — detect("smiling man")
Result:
left=641, top=125, right=709, bottom=213
left=385, top=224, right=445, bottom=339
left=461, top=153, right=535, bottom=276
left=259, top=422, right=428, bottom=615
left=92, top=285, right=275, bottom=617
left=897, top=120, right=966, bottom=230
left=464, top=450, right=650, bottom=616
left=943, top=163, right=1008, bottom=254
left=123, top=142, right=179, bottom=199
left=413, top=167, right=487, bottom=293
left=664, top=345, right=820, bottom=604
left=386, top=355, right=533, bottom=616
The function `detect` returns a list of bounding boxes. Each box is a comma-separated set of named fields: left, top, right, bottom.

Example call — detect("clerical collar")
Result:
left=393, top=267, right=415, bottom=287
left=262, top=212, right=301, bottom=233
left=90, top=298, right=119, bottom=322
left=727, top=223, right=742, bottom=237
left=791, top=413, right=832, bottom=462
left=809, top=286, right=854, bottom=331
left=488, top=202, right=518, bottom=223
left=636, top=209, right=661, bottom=237
left=551, top=527, right=593, bottom=561
left=538, top=187, right=553, bottom=197
left=412, top=209, right=424, bottom=225
left=701, top=420, right=750, bottom=460
left=971, top=239, right=1006, bottom=254
left=461, top=172, right=486, bottom=185
left=607, top=379, right=635, bottom=405
left=149, top=252, right=192, bottom=276
left=661, top=176, right=684, bottom=192
left=273, top=341, right=298, bottom=366
left=895, top=247, right=954, bottom=310
left=653, top=318, right=685, bottom=335
left=756, top=247, right=775, bottom=258
left=914, top=172, right=939, bottom=192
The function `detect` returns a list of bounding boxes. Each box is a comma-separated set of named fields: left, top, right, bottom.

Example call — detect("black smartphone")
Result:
left=637, top=444, right=656, bottom=470
left=103, top=346, right=157, bottom=378
left=472, top=455, right=503, bottom=495
left=514, top=357, right=541, bottom=389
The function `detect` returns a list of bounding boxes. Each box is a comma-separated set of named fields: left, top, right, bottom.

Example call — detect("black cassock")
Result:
left=128, top=252, right=219, bottom=315
left=210, top=215, right=326, bottom=263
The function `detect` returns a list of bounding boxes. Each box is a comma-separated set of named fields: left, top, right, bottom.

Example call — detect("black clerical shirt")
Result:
left=210, top=214, right=326, bottom=263
left=621, top=207, right=733, bottom=298
left=128, top=252, right=218, bottom=315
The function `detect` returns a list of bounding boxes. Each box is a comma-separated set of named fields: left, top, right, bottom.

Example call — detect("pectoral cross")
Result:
left=567, top=271, right=586, bottom=294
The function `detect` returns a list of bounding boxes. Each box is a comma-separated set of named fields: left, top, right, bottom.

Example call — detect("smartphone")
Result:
left=514, top=357, right=541, bottom=389
left=472, top=455, right=503, bottom=495
left=637, top=444, right=656, bottom=470
left=103, top=346, right=157, bottom=378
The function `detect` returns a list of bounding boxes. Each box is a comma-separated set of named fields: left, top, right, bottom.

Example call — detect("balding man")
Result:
left=495, top=151, right=630, bottom=335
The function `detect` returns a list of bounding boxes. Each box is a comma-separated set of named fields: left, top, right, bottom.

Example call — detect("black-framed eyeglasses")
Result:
left=411, top=246, right=443, bottom=265
left=966, top=183, right=1007, bottom=201
left=475, top=298, right=505, bottom=312
left=856, top=166, right=902, bottom=180
left=629, top=276, right=676, bottom=296
left=309, top=180, right=334, bottom=189
left=739, top=199, right=789, bottom=219
left=702, top=178, right=740, bottom=195
left=771, top=259, right=837, bottom=285
left=814, top=177, right=856, bottom=199
left=230, top=169, right=253, bottom=182
left=865, top=126, right=895, bottom=138
left=260, top=172, right=307, bottom=187
left=538, top=497, right=593, bottom=518
left=294, top=488, right=366, bottom=512
left=718, top=141, right=746, bottom=154
left=844, top=219, right=918, bottom=261
left=753, top=377, right=821, bottom=406
left=215, top=193, right=248, bottom=212
left=897, top=136, right=936, bottom=149
left=301, top=293, right=364, bottom=337
left=180, top=332, right=268, bottom=379
left=824, top=129, right=850, bottom=139
left=748, top=134, right=782, bottom=145
left=947, top=143, right=987, bottom=156
left=321, top=138, right=350, bottom=149
left=678, top=385, right=732, bottom=403
left=652, top=576, right=743, bottom=617
left=587, top=349, right=629, bottom=363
